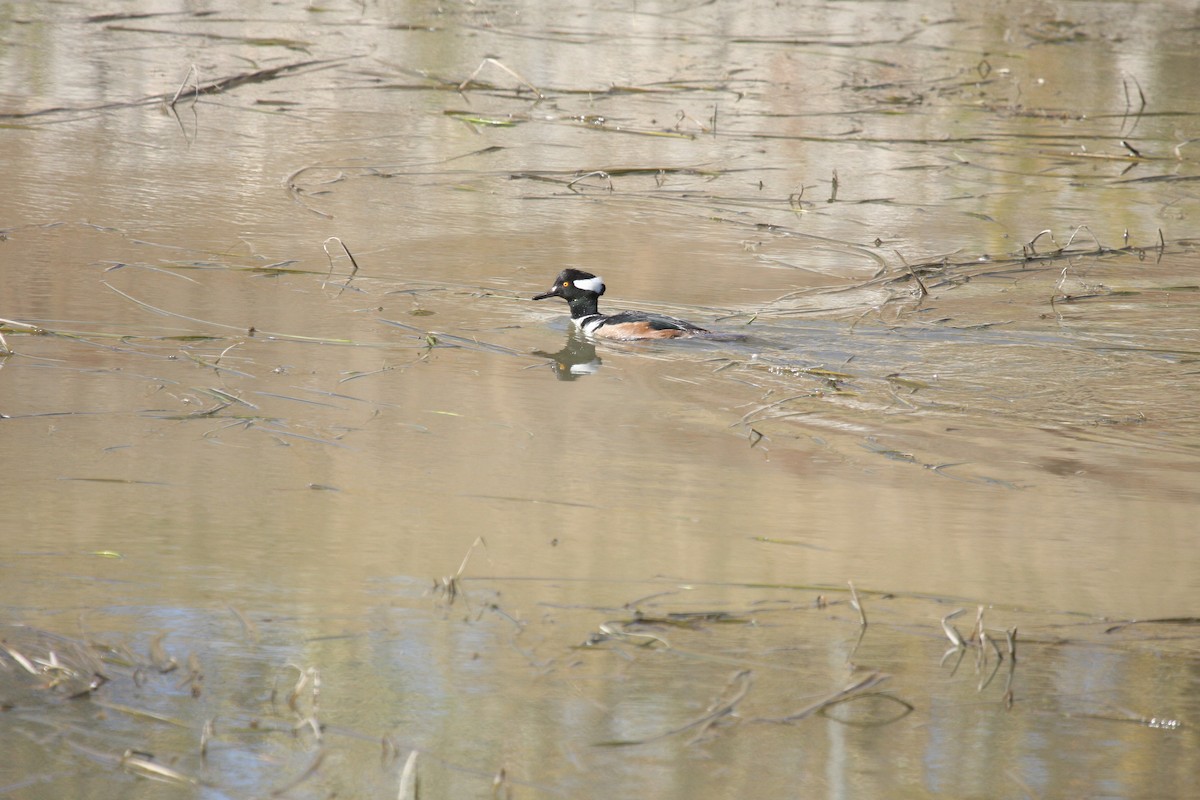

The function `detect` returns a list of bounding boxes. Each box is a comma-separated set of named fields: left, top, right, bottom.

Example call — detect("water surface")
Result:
left=2, top=0, right=1198, bottom=797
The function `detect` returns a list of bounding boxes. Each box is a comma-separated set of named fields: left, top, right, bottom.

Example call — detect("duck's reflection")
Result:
left=533, top=330, right=602, bottom=380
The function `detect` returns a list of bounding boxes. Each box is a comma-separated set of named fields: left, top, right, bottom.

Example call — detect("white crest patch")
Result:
left=573, top=276, right=605, bottom=294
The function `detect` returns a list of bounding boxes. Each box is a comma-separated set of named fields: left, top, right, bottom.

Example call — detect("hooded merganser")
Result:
left=533, top=269, right=711, bottom=340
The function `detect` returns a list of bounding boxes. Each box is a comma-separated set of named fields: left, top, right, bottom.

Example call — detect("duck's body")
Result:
left=533, top=269, right=710, bottom=341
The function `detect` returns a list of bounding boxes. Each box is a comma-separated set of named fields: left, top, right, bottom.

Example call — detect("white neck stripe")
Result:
left=574, top=315, right=604, bottom=332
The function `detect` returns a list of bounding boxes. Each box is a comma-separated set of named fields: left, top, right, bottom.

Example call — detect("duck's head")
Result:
left=533, top=269, right=606, bottom=302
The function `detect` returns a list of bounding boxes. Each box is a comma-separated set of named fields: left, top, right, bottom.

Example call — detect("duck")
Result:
left=533, top=269, right=711, bottom=340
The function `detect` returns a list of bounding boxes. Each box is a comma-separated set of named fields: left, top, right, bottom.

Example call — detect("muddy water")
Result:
left=2, top=1, right=1199, bottom=797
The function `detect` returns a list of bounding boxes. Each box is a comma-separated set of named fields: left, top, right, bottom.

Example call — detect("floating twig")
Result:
left=285, top=664, right=322, bottom=723
left=591, top=619, right=671, bottom=649
left=848, top=581, right=867, bottom=627
left=674, top=108, right=710, bottom=133
left=120, top=750, right=199, bottom=787
left=199, top=718, right=215, bottom=761
left=0, top=317, right=45, bottom=355
left=941, top=608, right=967, bottom=648
left=1024, top=229, right=1056, bottom=257
left=0, top=58, right=345, bottom=120
left=169, top=64, right=201, bottom=108
left=149, top=633, right=178, bottom=673
left=1119, top=72, right=1147, bottom=137
left=904, top=261, right=929, bottom=298
left=1062, top=224, right=1102, bottom=252
left=322, top=237, right=361, bottom=280
left=764, top=671, right=891, bottom=724
left=493, top=766, right=513, bottom=800
left=398, top=750, right=419, bottom=800
left=567, top=170, right=613, bottom=192
left=432, top=536, right=488, bottom=607
left=458, top=57, right=544, bottom=100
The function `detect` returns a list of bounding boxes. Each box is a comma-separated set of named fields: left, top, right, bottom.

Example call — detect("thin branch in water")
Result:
left=567, top=170, right=613, bottom=193
left=941, top=643, right=967, bottom=673
left=119, top=750, right=199, bottom=787
left=398, top=750, right=419, bottom=800
left=148, top=633, right=177, bottom=673
left=1024, top=229, right=1056, bottom=258
left=1062, top=224, right=1102, bottom=252
left=686, top=669, right=753, bottom=744
left=1173, top=138, right=1198, bottom=160
left=432, top=536, right=488, bottom=607
left=977, top=631, right=1005, bottom=692
left=788, top=184, right=806, bottom=209
left=493, top=766, right=513, bottom=800
left=941, top=609, right=966, bottom=646
left=1119, top=72, right=1147, bottom=137
left=674, top=108, right=710, bottom=133
left=764, top=671, right=891, bottom=724
left=594, top=619, right=671, bottom=649
left=167, top=101, right=198, bottom=148
left=283, top=165, right=336, bottom=219
left=199, top=718, right=215, bottom=761
left=0, top=317, right=44, bottom=354
left=458, top=57, right=544, bottom=100
left=322, top=237, right=361, bottom=296
left=972, top=606, right=987, bottom=669
left=1, top=57, right=344, bottom=121
left=284, top=664, right=322, bottom=719
left=211, top=342, right=244, bottom=371
left=381, top=735, right=399, bottom=767
left=848, top=581, right=867, bottom=627
left=169, top=64, right=201, bottom=109
left=903, top=261, right=929, bottom=298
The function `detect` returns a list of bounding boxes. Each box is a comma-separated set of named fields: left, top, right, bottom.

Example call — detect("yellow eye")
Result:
left=562, top=281, right=569, bottom=287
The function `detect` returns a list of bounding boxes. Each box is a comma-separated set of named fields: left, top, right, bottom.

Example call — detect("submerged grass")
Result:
left=0, top=58, right=346, bottom=121
left=3, top=575, right=1194, bottom=797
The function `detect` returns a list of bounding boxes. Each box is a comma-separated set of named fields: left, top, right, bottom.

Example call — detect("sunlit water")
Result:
left=2, top=0, right=1198, bottom=797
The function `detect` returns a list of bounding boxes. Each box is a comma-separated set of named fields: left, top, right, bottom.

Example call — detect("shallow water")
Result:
left=2, top=0, right=1199, bottom=797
